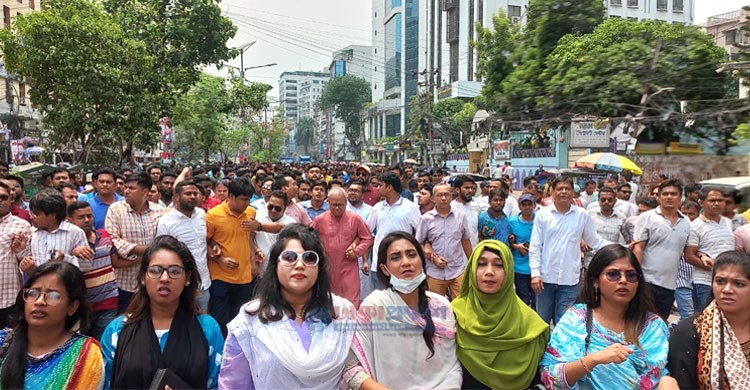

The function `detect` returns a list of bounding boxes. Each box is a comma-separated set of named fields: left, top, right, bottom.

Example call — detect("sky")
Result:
left=214, top=0, right=750, bottom=103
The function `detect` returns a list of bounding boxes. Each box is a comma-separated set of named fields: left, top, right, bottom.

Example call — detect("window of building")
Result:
left=627, top=0, right=638, bottom=7
left=627, top=17, right=638, bottom=21
left=16, top=0, right=21, bottom=4
left=19, top=83, right=26, bottom=105
left=673, top=0, right=683, bottom=11
left=3, top=7, right=10, bottom=28
left=610, top=0, right=622, bottom=5
left=656, top=0, right=667, bottom=10
left=29, top=0, right=34, bottom=10
left=508, top=5, right=522, bottom=21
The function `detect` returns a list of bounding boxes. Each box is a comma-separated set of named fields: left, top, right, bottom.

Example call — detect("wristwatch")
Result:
left=257, top=222, right=263, bottom=232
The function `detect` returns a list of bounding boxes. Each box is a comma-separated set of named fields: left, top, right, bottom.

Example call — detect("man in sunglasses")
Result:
left=353, top=164, right=379, bottom=206
left=254, top=190, right=295, bottom=264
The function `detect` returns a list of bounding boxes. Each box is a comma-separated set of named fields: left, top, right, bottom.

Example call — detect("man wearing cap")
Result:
left=353, top=165, right=379, bottom=206
left=509, top=193, right=536, bottom=309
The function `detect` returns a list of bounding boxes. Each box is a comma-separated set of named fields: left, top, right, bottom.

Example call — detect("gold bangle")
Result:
left=580, top=357, right=592, bottom=374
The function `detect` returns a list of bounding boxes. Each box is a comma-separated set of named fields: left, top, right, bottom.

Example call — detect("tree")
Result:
left=318, top=75, right=371, bottom=157
left=542, top=19, right=733, bottom=150
left=172, top=74, right=231, bottom=161
left=249, top=113, right=287, bottom=162
left=0, top=0, right=157, bottom=163
left=474, top=0, right=605, bottom=120
left=295, top=118, right=315, bottom=155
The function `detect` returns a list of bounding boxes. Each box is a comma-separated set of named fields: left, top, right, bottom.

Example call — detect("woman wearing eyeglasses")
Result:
left=0, top=262, right=103, bottom=389
left=540, top=244, right=669, bottom=389
left=101, top=236, right=224, bottom=389
left=218, top=224, right=356, bottom=389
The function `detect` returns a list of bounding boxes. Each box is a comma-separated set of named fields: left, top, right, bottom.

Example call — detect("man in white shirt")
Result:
left=367, top=172, right=421, bottom=288
left=451, top=175, right=489, bottom=246
left=254, top=190, right=295, bottom=262
left=530, top=176, right=607, bottom=324
left=156, top=180, right=211, bottom=312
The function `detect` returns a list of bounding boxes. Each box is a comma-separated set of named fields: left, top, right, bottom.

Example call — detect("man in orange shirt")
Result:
left=206, top=177, right=259, bottom=335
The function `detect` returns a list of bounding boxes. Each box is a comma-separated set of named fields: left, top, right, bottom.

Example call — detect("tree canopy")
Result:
left=318, top=75, right=371, bottom=157
left=0, top=0, right=236, bottom=163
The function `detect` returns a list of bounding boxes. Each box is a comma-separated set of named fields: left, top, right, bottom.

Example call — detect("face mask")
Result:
left=389, top=272, right=426, bottom=294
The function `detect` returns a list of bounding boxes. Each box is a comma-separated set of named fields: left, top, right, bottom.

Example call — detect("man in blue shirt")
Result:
left=509, top=193, right=536, bottom=309
left=82, top=168, right=124, bottom=230
left=478, top=189, right=511, bottom=246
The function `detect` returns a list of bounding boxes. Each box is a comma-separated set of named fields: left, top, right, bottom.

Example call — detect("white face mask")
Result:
left=389, top=272, right=426, bottom=294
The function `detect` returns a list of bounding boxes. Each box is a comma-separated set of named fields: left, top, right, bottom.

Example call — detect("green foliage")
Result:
left=228, top=73, right=272, bottom=118
left=318, top=75, right=371, bottom=156
left=172, top=74, right=231, bottom=161
left=249, top=114, right=287, bottom=162
left=473, top=13, right=519, bottom=109
left=525, top=0, right=605, bottom=59
left=0, top=0, right=236, bottom=164
left=0, top=0, right=159, bottom=163
left=294, top=118, right=315, bottom=155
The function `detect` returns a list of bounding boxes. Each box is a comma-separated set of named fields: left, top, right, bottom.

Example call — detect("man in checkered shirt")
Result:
left=0, top=181, right=31, bottom=328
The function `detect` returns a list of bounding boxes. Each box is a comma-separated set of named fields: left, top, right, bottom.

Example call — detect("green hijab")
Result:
left=451, top=240, right=550, bottom=389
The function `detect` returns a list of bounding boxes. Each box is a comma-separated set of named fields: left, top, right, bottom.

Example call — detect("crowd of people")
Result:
left=0, top=158, right=749, bottom=389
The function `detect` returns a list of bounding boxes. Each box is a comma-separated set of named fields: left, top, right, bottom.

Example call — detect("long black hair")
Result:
left=2, top=262, right=89, bottom=390
left=376, top=231, right=436, bottom=359
left=580, top=244, right=654, bottom=347
left=250, top=224, right=336, bottom=324
left=124, top=235, right=202, bottom=321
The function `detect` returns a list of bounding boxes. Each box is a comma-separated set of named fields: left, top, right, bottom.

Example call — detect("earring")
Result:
left=186, top=282, right=190, bottom=286
left=141, top=281, right=145, bottom=286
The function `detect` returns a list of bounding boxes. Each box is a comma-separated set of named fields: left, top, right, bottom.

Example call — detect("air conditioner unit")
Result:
left=511, top=16, right=521, bottom=24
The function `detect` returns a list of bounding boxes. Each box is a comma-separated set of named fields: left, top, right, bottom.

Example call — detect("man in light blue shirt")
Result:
left=530, top=176, right=607, bottom=324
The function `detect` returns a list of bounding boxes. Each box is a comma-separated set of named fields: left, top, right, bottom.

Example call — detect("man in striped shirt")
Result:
left=67, top=201, right=119, bottom=339
left=19, top=189, right=87, bottom=274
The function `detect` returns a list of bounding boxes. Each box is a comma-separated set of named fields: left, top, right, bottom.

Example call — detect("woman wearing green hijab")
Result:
left=452, top=240, right=550, bottom=389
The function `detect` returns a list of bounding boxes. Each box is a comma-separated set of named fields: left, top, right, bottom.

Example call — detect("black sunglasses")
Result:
left=267, top=204, right=283, bottom=212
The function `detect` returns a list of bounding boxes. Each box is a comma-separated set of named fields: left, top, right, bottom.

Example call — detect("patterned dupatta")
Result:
left=695, top=301, right=750, bottom=390
left=23, top=333, right=103, bottom=390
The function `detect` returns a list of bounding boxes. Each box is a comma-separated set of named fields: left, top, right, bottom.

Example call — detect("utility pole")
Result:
left=417, top=67, right=439, bottom=166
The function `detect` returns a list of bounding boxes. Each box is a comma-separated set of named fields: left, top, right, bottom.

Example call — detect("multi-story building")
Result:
left=606, top=0, right=694, bottom=23
left=703, top=9, right=750, bottom=99
left=279, top=70, right=329, bottom=158
left=365, top=0, right=424, bottom=163
left=0, top=0, right=42, bottom=163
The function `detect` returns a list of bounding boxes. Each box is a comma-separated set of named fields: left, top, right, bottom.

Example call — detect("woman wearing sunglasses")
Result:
left=540, top=244, right=669, bottom=389
left=342, top=231, right=461, bottom=389
left=218, top=224, right=356, bottom=389
left=101, top=236, right=224, bottom=389
left=0, top=262, right=103, bottom=389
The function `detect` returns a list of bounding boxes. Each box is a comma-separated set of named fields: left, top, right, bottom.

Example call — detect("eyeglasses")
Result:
left=146, top=265, right=186, bottom=279
left=23, top=288, right=65, bottom=305
left=262, top=185, right=272, bottom=189
left=267, top=204, right=284, bottom=212
left=354, top=171, right=368, bottom=176
left=604, top=270, right=640, bottom=283
left=278, top=250, right=319, bottom=267
left=0, top=194, right=9, bottom=201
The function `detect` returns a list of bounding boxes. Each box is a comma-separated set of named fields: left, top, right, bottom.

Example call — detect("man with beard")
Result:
left=311, top=188, right=373, bottom=307
left=353, top=164, right=379, bottom=206
left=346, top=179, right=372, bottom=222
left=105, top=172, right=166, bottom=312
left=305, top=164, right=324, bottom=182
left=2, top=176, right=30, bottom=222
left=156, top=180, right=211, bottom=312
left=450, top=175, right=488, bottom=247
left=157, top=171, right=177, bottom=207
left=273, top=174, right=312, bottom=226
left=67, top=201, right=120, bottom=339
left=147, top=164, right=162, bottom=185
left=297, top=178, right=312, bottom=202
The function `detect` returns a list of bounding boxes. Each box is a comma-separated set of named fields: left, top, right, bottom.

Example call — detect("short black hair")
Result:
left=617, top=182, right=632, bottom=192
left=55, top=182, right=77, bottom=193
left=599, top=187, right=616, bottom=197
left=522, top=176, right=537, bottom=187
left=30, top=189, right=67, bottom=223
left=637, top=197, right=658, bottom=209
left=487, top=188, right=507, bottom=200
left=51, top=167, right=69, bottom=177
left=67, top=200, right=92, bottom=217
left=453, top=175, right=476, bottom=188
left=378, top=172, right=402, bottom=193
left=159, top=171, right=178, bottom=181
left=228, top=177, right=253, bottom=198
left=659, top=179, right=683, bottom=195
left=311, top=180, right=328, bottom=191
left=417, top=170, right=431, bottom=179
left=124, top=172, right=152, bottom=190
left=0, top=161, right=8, bottom=170
left=269, top=190, right=289, bottom=206
left=93, top=167, right=117, bottom=182
left=684, top=183, right=701, bottom=194
left=5, top=174, right=23, bottom=188
left=174, top=179, right=200, bottom=195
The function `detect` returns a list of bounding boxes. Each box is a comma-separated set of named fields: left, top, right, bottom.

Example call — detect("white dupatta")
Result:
left=350, top=288, right=461, bottom=390
left=229, top=294, right=356, bottom=389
